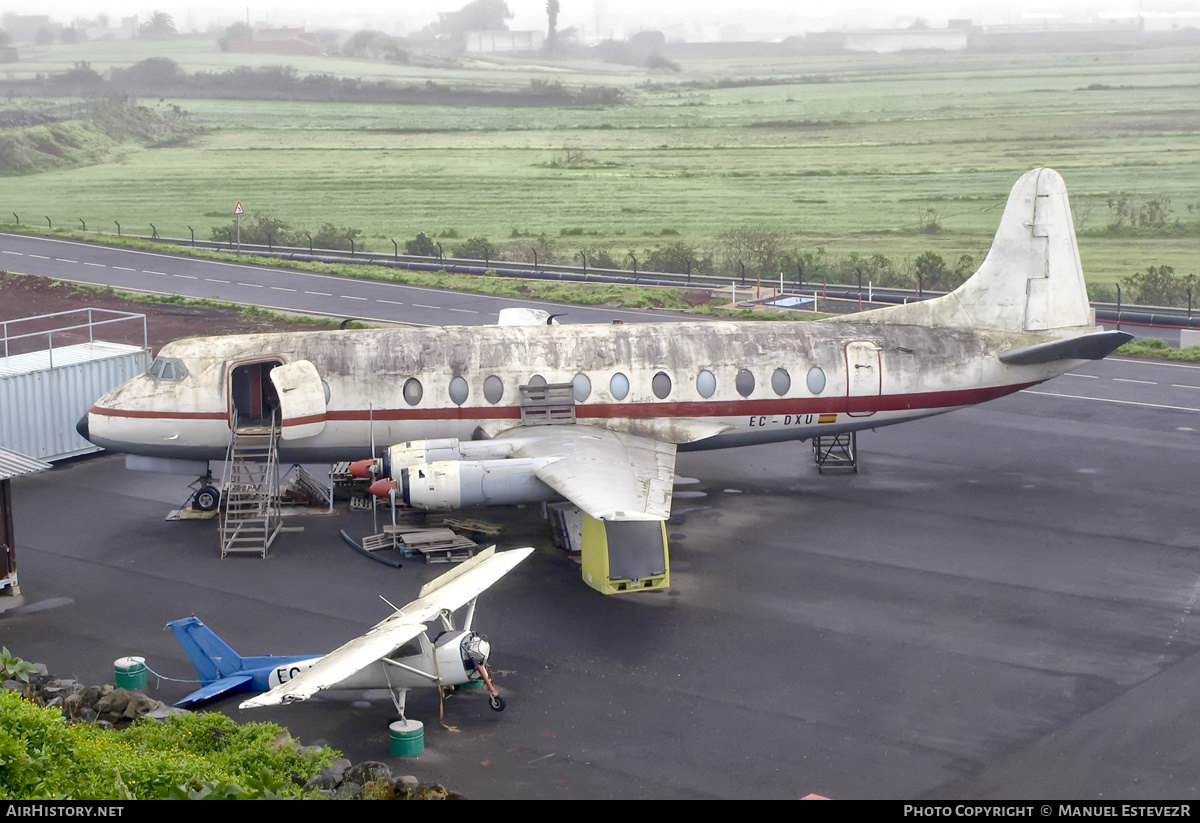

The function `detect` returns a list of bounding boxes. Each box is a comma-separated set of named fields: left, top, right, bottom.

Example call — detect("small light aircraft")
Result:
left=168, top=545, right=532, bottom=717
left=80, top=169, right=1129, bottom=588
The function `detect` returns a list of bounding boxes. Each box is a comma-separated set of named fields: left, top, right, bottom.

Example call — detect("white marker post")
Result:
left=234, top=201, right=244, bottom=254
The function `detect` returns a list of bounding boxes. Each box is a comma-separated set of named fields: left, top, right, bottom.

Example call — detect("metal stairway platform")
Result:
left=219, top=419, right=283, bottom=558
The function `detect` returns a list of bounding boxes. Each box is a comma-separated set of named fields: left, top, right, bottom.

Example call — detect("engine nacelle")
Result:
left=387, top=438, right=515, bottom=473
left=400, top=458, right=557, bottom=510
left=432, top=630, right=493, bottom=687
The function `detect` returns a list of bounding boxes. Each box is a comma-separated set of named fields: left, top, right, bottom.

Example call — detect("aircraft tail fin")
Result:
left=167, top=616, right=245, bottom=683
left=860, top=168, right=1096, bottom=335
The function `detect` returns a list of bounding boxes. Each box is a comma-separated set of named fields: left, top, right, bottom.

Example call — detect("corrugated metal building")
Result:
left=0, top=309, right=149, bottom=462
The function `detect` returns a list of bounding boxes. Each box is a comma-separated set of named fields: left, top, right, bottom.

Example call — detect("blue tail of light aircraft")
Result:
left=167, top=616, right=317, bottom=707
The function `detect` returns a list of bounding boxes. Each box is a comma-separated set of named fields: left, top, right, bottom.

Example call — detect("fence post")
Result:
left=45, top=216, right=51, bottom=229
left=305, top=232, right=312, bottom=254
left=739, top=260, right=745, bottom=286
left=436, top=242, right=443, bottom=260
left=685, top=258, right=691, bottom=284
left=577, top=251, right=587, bottom=275
left=11, top=213, right=17, bottom=225
left=187, top=226, right=194, bottom=246
left=79, top=219, right=86, bottom=231
left=1116, top=284, right=1122, bottom=331
left=392, top=238, right=398, bottom=260
left=531, top=248, right=538, bottom=269
left=115, top=221, right=121, bottom=236
left=150, top=223, right=158, bottom=239
left=349, top=237, right=355, bottom=256
left=629, top=252, right=638, bottom=275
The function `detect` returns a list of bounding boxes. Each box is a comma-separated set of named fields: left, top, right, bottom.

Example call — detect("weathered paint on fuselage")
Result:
left=85, top=317, right=1073, bottom=463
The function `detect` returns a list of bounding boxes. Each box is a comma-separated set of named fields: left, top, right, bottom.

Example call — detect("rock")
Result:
left=95, top=688, right=132, bottom=716
left=345, top=761, right=392, bottom=785
left=305, top=757, right=352, bottom=790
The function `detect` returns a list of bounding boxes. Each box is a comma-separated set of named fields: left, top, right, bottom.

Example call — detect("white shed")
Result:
left=0, top=309, right=149, bottom=462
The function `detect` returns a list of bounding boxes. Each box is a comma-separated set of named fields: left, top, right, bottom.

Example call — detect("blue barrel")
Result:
left=389, top=719, right=424, bottom=757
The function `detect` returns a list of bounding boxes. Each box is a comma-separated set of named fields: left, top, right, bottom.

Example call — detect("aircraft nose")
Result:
left=76, top=413, right=90, bottom=442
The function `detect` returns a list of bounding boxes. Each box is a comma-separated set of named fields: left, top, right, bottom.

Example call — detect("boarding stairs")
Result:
left=218, top=412, right=284, bottom=558
left=812, top=431, right=858, bottom=474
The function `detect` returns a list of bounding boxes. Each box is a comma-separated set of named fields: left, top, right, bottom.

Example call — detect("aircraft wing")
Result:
left=500, top=427, right=676, bottom=521
left=239, top=547, right=533, bottom=709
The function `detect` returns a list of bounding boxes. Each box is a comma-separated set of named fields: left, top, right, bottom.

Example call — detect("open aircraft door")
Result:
left=270, top=360, right=327, bottom=440
left=845, top=340, right=881, bottom=417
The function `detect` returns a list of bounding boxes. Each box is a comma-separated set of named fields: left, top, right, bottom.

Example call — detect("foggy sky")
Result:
left=3, top=1, right=1195, bottom=39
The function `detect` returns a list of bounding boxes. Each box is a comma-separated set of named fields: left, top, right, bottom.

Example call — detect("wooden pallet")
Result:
left=361, top=526, right=479, bottom=563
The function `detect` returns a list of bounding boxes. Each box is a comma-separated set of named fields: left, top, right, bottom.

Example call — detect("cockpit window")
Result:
left=148, top=357, right=188, bottom=381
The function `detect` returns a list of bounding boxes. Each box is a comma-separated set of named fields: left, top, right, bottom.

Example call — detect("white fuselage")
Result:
left=85, top=318, right=1076, bottom=463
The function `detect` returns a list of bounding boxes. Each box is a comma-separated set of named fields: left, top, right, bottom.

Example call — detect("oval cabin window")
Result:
left=696, top=369, right=716, bottom=399
left=573, top=373, right=591, bottom=402
left=807, top=367, right=826, bottom=395
left=736, top=369, right=755, bottom=397
left=610, top=372, right=630, bottom=401
left=403, top=378, right=423, bottom=406
left=484, top=375, right=504, bottom=404
left=771, top=368, right=790, bottom=396
left=652, top=371, right=672, bottom=400
left=449, top=376, right=469, bottom=406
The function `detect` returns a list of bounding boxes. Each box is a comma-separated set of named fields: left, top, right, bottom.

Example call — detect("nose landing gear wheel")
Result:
left=194, top=485, right=221, bottom=511
left=488, top=694, right=505, bottom=712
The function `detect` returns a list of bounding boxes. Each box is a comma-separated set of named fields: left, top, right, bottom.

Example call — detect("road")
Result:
left=0, top=232, right=699, bottom=327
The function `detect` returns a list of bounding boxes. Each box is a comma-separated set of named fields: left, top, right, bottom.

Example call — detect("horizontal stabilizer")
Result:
left=175, top=674, right=255, bottom=707
left=998, top=330, right=1133, bottom=366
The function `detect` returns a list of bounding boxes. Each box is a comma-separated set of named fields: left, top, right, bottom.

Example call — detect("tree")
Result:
left=1124, top=264, right=1198, bottom=307
left=140, top=11, right=176, bottom=38
left=546, top=0, right=560, bottom=49
left=217, top=21, right=251, bottom=52
left=405, top=232, right=437, bottom=256
left=431, top=0, right=513, bottom=41
left=913, top=251, right=956, bottom=292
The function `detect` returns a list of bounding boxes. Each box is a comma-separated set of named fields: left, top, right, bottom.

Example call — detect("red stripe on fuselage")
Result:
left=88, top=382, right=1039, bottom=424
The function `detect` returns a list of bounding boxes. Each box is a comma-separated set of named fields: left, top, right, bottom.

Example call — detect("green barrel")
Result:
left=389, top=719, right=425, bottom=757
left=113, top=656, right=147, bottom=690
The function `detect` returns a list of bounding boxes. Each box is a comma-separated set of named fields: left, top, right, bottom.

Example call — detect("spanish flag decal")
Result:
left=818, top=413, right=837, bottom=424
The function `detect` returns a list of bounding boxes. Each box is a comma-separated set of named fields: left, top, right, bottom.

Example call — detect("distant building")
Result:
left=806, top=28, right=968, bottom=53
left=464, top=30, right=544, bottom=53
left=84, top=17, right=139, bottom=41
left=1, top=14, right=56, bottom=43
left=227, top=27, right=323, bottom=56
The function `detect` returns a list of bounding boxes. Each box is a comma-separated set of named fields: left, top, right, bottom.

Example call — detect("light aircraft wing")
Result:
left=239, top=547, right=533, bottom=708
left=501, top=427, right=676, bottom=521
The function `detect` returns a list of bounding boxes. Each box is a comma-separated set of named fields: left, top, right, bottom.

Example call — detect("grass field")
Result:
left=0, top=39, right=1197, bottom=288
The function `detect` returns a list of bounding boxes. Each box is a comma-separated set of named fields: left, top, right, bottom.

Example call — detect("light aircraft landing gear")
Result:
left=475, top=664, right=505, bottom=712
left=812, top=431, right=858, bottom=474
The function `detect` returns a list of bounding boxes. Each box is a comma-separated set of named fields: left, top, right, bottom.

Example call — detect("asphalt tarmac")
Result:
left=3, top=360, right=1199, bottom=800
